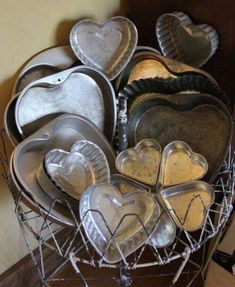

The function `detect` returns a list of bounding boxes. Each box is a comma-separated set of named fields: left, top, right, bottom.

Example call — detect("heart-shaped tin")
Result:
left=70, top=16, right=138, bottom=80
left=160, top=181, right=214, bottom=231
left=44, top=140, right=110, bottom=200
left=159, top=141, right=208, bottom=187
left=156, top=12, right=219, bottom=67
left=116, top=139, right=162, bottom=185
left=80, top=183, right=160, bottom=263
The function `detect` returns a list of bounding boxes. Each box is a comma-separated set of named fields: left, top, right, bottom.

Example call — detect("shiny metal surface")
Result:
left=12, top=46, right=78, bottom=97
left=156, top=12, right=219, bottom=67
left=80, top=183, right=160, bottom=263
left=116, top=139, right=162, bottom=186
left=159, top=141, right=208, bottom=187
left=127, top=93, right=232, bottom=182
left=70, top=16, right=138, bottom=80
left=15, top=66, right=117, bottom=142
left=115, top=50, right=217, bottom=91
left=160, top=181, right=214, bottom=231
left=149, top=210, right=176, bottom=248
left=12, top=114, right=116, bottom=227
left=44, top=140, right=110, bottom=200
left=111, top=174, right=151, bottom=194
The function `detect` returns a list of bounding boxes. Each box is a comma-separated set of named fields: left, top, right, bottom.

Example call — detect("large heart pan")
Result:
left=115, top=50, right=217, bottom=91
left=70, top=17, right=138, bottom=80
left=127, top=93, right=232, bottom=182
left=156, top=12, right=219, bottom=67
left=12, top=114, right=116, bottom=227
left=15, top=66, right=116, bottom=142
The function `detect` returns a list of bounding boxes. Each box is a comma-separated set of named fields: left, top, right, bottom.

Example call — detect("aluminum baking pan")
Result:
left=160, top=181, right=214, bottom=232
left=135, top=46, right=161, bottom=54
left=111, top=174, right=151, bottom=194
left=13, top=64, right=60, bottom=95
left=115, top=50, right=217, bottom=91
left=12, top=114, right=116, bottom=227
left=148, top=209, right=176, bottom=248
left=43, top=140, right=110, bottom=200
left=70, top=16, right=138, bottom=80
left=127, top=93, right=232, bottom=182
left=15, top=66, right=117, bottom=142
left=80, top=183, right=160, bottom=263
left=156, top=12, right=219, bottom=67
left=116, top=139, right=162, bottom=186
left=4, top=94, right=22, bottom=146
left=158, top=141, right=208, bottom=187
left=12, top=46, right=78, bottom=97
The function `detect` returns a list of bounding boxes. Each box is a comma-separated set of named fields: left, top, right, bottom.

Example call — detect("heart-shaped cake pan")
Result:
left=12, top=114, right=116, bottom=227
left=41, top=140, right=110, bottom=200
left=116, top=139, right=162, bottom=185
left=70, top=16, right=138, bottom=80
left=15, top=66, right=116, bottom=142
left=159, top=141, right=208, bottom=187
left=80, top=183, right=160, bottom=263
left=160, top=181, right=214, bottom=231
left=156, top=12, right=219, bottom=67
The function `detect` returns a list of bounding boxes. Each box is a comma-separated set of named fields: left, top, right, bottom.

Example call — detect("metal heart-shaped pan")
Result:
left=159, top=141, right=208, bottom=187
left=160, top=181, right=214, bottom=231
left=42, top=140, right=110, bottom=200
left=156, top=12, right=219, bottom=67
left=116, top=139, right=162, bottom=186
left=12, top=114, right=116, bottom=227
left=80, top=183, right=160, bottom=263
left=15, top=66, right=116, bottom=142
left=70, top=16, right=138, bottom=80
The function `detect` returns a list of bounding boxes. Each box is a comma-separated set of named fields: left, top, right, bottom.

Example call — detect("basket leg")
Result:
left=69, top=252, right=88, bottom=287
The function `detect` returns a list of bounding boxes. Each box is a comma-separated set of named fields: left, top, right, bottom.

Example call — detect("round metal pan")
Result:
left=127, top=93, right=232, bottom=182
left=12, top=114, right=117, bottom=227
left=15, top=66, right=117, bottom=143
left=12, top=46, right=78, bottom=97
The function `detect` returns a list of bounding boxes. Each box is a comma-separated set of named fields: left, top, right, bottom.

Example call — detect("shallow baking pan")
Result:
left=12, top=114, right=116, bottom=227
left=126, top=93, right=232, bottom=182
left=160, top=181, right=214, bottom=231
left=15, top=66, right=117, bottom=142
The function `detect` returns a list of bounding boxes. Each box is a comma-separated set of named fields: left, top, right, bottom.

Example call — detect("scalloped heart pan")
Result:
left=70, top=16, right=138, bottom=80
left=156, top=12, right=219, bottom=67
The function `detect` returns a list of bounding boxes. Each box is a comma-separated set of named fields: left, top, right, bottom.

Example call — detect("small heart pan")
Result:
left=115, top=50, right=218, bottom=91
left=156, top=12, right=219, bottom=67
left=70, top=16, right=138, bottom=80
left=126, top=94, right=232, bottom=182
left=11, top=114, right=116, bottom=227
left=15, top=66, right=117, bottom=143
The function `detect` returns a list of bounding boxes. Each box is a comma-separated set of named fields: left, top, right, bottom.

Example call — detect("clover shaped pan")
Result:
left=12, top=114, right=116, bottom=227
left=15, top=65, right=117, bottom=143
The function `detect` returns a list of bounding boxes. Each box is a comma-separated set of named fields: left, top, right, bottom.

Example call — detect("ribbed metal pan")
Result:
left=12, top=114, right=116, bottom=227
left=127, top=94, right=232, bottom=182
left=15, top=66, right=117, bottom=143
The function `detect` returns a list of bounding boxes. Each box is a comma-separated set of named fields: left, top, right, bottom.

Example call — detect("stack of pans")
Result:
left=4, top=15, right=232, bottom=263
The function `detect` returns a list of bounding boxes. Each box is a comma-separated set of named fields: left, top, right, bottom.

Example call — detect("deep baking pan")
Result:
left=15, top=66, right=117, bottom=142
left=127, top=94, right=232, bottom=182
left=12, top=114, right=116, bottom=227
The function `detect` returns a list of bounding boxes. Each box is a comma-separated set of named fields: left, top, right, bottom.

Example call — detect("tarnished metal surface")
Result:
left=70, top=17, right=138, bottom=80
left=80, top=182, right=160, bottom=263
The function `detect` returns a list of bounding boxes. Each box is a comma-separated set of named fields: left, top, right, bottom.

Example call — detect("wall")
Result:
left=0, top=0, right=121, bottom=274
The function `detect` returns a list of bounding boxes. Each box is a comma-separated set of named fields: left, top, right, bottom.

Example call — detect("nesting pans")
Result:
left=125, top=93, right=232, bottom=182
left=11, top=114, right=116, bottom=227
left=15, top=66, right=117, bottom=143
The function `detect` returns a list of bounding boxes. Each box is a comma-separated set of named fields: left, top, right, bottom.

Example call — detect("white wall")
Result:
left=0, top=0, right=121, bottom=274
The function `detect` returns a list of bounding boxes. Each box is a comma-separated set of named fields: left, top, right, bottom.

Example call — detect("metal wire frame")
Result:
left=0, top=129, right=234, bottom=286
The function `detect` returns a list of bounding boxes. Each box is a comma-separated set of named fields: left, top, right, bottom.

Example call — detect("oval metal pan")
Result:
left=127, top=93, right=232, bottom=182
left=12, top=46, right=78, bottom=97
left=115, top=50, right=218, bottom=91
left=12, top=114, right=117, bottom=227
left=15, top=66, right=117, bottom=143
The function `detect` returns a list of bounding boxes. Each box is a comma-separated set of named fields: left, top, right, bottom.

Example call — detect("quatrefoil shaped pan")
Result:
left=156, top=12, right=219, bottom=67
